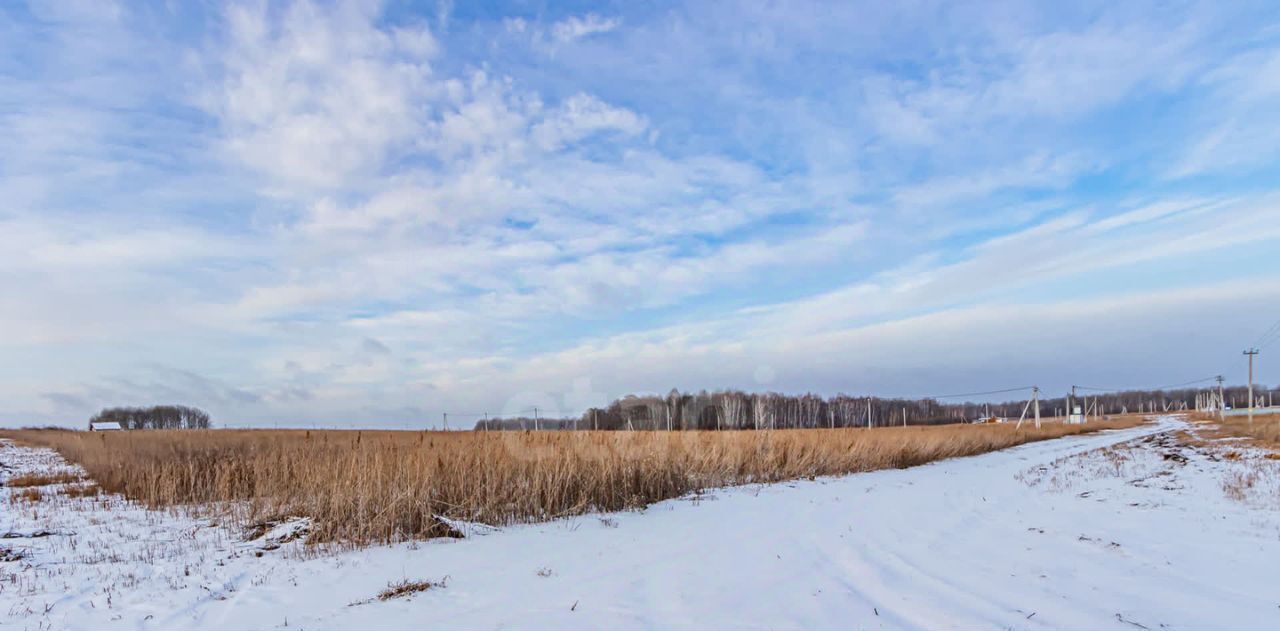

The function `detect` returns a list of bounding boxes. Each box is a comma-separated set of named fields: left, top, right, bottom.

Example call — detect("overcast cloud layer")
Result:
left=3, top=1, right=1280, bottom=428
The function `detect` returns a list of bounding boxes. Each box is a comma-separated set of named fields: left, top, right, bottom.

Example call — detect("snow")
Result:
left=3, top=416, right=1280, bottom=630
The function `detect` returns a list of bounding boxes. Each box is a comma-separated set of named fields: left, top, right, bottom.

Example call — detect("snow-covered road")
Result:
left=4, top=417, right=1280, bottom=630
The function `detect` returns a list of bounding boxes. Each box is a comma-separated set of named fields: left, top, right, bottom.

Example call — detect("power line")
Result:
left=922, top=386, right=1036, bottom=400
left=1075, top=376, right=1218, bottom=393
left=1252, top=316, right=1280, bottom=348
left=870, top=385, right=1035, bottom=401
left=1257, top=324, right=1280, bottom=350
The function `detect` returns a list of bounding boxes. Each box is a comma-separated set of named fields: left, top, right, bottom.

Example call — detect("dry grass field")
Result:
left=1187, top=410, right=1280, bottom=448
left=1, top=418, right=1144, bottom=546
left=1227, top=413, right=1280, bottom=447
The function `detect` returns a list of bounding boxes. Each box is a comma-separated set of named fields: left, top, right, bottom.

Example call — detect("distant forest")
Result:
left=90, top=405, right=212, bottom=430
left=474, top=384, right=1272, bottom=431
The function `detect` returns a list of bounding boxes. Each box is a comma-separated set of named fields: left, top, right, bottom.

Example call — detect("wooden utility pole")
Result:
left=1245, top=349, right=1259, bottom=424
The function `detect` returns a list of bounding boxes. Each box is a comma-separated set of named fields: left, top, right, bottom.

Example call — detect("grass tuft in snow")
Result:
left=377, top=577, right=447, bottom=601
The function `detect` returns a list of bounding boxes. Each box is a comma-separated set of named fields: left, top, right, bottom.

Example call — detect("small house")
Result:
left=89, top=421, right=122, bottom=431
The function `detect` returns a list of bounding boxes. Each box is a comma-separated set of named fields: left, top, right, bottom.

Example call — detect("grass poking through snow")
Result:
left=377, top=578, right=447, bottom=601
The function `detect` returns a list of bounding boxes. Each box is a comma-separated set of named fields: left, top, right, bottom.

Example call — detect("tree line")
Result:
left=473, top=384, right=1272, bottom=431
left=89, top=405, right=212, bottom=430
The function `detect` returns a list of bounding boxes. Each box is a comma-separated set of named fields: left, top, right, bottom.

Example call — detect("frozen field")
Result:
left=3, top=416, right=1279, bottom=630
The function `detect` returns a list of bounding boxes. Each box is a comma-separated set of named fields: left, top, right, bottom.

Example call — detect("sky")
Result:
left=3, top=0, right=1280, bottom=428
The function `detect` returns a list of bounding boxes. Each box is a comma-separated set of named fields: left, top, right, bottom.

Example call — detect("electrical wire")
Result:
left=1075, top=376, right=1218, bottom=393
left=882, top=386, right=1035, bottom=401
left=1256, top=317, right=1280, bottom=350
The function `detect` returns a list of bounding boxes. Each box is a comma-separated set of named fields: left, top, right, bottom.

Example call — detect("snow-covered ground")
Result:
left=4, top=417, right=1280, bottom=630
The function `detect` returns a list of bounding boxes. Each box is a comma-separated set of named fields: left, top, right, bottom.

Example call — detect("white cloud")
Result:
left=1168, top=48, right=1280, bottom=178
left=206, top=1, right=438, bottom=191
left=506, top=13, right=621, bottom=54
left=860, top=17, right=1204, bottom=146
left=550, top=14, right=621, bottom=44
left=361, top=278, right=1280, bottom=421
left=530, top=93, right=646, bottom=151
left=5, top=1, right=1280, bottom=427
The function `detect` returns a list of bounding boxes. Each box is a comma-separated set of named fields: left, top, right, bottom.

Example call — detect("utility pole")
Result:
left=1245, top=349, right=1259, bottom=424
left=443, top=412, right=448, bottom=431
left=866, top=397, right=872, bottom=429
left=1033, top=386, right=1041, bottom=429
left=1216, top=375, right=1225, bottom=421
left=902, top=406, right=907, bottom=428
left=534, top=407, right=540, bottom=431
left=1014, top=387, right=1041, bottom=430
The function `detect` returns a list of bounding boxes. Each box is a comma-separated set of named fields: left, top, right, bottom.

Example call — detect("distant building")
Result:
left=89, top=421, right=122, bottom=431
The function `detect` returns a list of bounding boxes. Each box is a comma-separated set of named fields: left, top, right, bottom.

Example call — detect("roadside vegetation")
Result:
left=1187, top=410, right=1280, bottom=448
left=1, top=418, right=1143, bottom=546
left=1181, top=411, right=1280, bottom=505
left=1223, top=413, right=1280, bottom=447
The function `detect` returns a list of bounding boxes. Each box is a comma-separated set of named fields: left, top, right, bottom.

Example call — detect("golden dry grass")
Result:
left=9, top=487, right=45, bottom=504
left=1, top=417, right=1143, bottom=545
left=377, top=578, right=446, bottom=601
left=4, top=471, right=82, bottom=488
left=1188, top=411, right=1280, bottom=448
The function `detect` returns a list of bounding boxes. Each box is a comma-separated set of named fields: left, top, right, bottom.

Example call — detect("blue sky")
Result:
left=3, top=0, right=1280, bottom=427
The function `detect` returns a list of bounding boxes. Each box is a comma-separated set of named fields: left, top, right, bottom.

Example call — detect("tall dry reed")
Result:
left=1, top=418, right=1142, bottom=545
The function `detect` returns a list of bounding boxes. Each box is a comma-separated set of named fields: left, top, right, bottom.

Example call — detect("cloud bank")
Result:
left=3, top=1, right=1279, bottom=427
